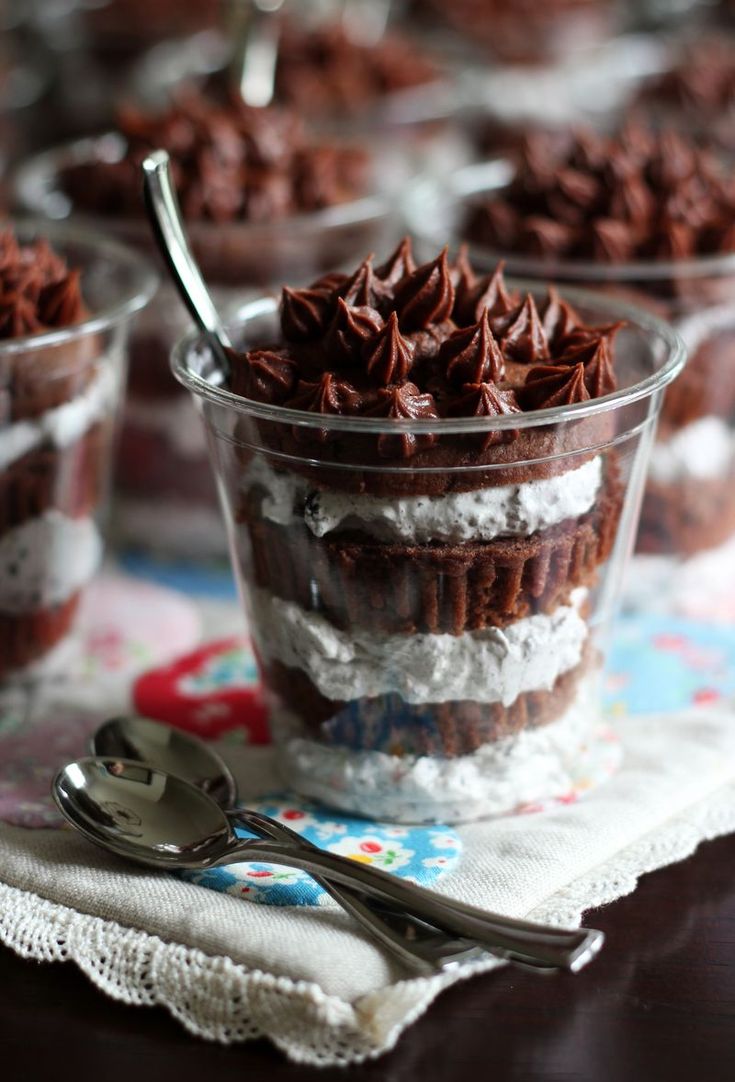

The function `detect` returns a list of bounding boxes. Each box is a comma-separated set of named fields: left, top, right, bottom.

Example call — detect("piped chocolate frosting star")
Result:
left=440, top=309, right=505, bottom=385
left=498, top=294, right=550, bottom=364
left=0, top=228, right=87, bottom=340
left=281, top=285, right=333, bottom=342
left=521, top=363, right=591, bottom=409
left=325, top=298, right=383, bottom=365
left=448, top=381, right=521, bottom=449
left=365, top=382, right=439, bottom=459
left=395, top=249, right=455, bottom=331
left=363, top=311, right=415, bottom=385
left=228, top=347, right=297, bottom=403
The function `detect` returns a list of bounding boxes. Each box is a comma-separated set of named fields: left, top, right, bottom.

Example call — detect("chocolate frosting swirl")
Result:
left=286, top=371, right=357, bottom=414
left=228, top=347, right=297, bottom=404
left=365, top=382, right=439, bottom=459
left=281, top=286, right=332, bottom=343
left=498, top=294, right=551, bottom=364
left=0, top=229, right=87, bottom=341
left=375, top=237, right=417, bottom=288
left=539, top=286, right=579, bottom=346
left=448, top=381, right=521, bottom=450
left=363, top=311, right=415, bottom=386
left=339, top=257, right=391, bottom=311
left=521, top=363, right=591, bottom=409
left=395, top=249, right=455, bottom=331
left=325, top=299, right=383, bottom=366
left=440, top=308, right=505, bottom=386
left=559, top=329, right=619, bottom=397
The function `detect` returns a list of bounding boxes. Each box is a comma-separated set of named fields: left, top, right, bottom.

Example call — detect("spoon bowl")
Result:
left=92, top=717, right=237, bottom=810
left=53, top=758, right=235, bottom=868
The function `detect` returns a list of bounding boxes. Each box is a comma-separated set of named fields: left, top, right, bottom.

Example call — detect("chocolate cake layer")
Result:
left=240, top=414, right=615, bottom=498
left=637, top=471, right=735, bottom=557
left=266, top=651, right=593, bottom=758
left=0, top=592, right=80, bottom=678
left=0, top=424, right=109, bottom=536
left=242, top=460, right=621, bottom=635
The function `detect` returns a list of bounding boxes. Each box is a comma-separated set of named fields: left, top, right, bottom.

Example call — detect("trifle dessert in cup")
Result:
left=131, top=13, right=445, bottom=126
left=172, top=238, right=683, bottom=823
left=408, top=124, right=735, bottom=603
left=0, top=221, right=155, bottom=684
left=16, top=89, right=396, bottom=556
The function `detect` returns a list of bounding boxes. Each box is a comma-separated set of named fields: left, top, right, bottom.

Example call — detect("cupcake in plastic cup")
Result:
left=15, top=94, right=399, bottom=557
left=0, top=220, right=156, bottom=685
left=171, top=239, right=683, bottom=823
left=407, top=127, right=735, bottom=608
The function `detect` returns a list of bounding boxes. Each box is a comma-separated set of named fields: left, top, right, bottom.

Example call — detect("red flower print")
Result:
left=360, top=841, right=382, bottom=854
left=652, top=633, right=686, bottom=652
left=693, top=688, right=721, bottom=705
left=283, top=810, right=305, bottom=821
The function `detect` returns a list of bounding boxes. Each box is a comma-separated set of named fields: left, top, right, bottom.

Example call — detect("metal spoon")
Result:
left=91, top=715, right=489, bottom=973
left=141, top=149, right=232, bottom=379
left=53, top=758, right=604, bottom=973
left=229, top=0, right=286, bottom=108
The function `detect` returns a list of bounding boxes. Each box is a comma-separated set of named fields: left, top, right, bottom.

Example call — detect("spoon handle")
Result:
left=216, top=840, right=603, bottom=972
left=141, top=150, right=232, bottom=376
left=229, top=0, right=285, bottom=108
left=229, top=809, right=489, bottom=974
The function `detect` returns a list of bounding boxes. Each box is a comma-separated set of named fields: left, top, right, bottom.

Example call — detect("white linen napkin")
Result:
left=1, top=708, right=734, bottom=1066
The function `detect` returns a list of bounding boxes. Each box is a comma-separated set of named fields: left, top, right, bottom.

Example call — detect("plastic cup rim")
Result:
left=0, top=217, right=158, bottom=356
left=170, top=280, right=686, bottom=436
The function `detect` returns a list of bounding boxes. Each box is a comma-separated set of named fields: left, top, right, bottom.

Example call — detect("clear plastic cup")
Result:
left=171, top=285, right=684, bottom=823
left=0, top=220, right=157, bottom=685
left=406, top=161, right=735, bottom=607
left=15, top=135, right=400, bottom=557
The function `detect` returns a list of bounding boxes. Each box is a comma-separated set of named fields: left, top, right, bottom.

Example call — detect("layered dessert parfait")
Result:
left=0, top=225, right=151, bottom=681
left=173, top=238, right=683, bottom=822
left=458, top=124, right=735, bottom=567
left=34, top=89, right=380, bottom=556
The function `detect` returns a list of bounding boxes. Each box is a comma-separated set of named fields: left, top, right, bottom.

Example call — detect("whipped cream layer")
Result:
left=249, top=455, right=603, bottom=544
left=274, top=673, right=614, bottom=823
left=0, top=510, right=103, bottom=613
left=0, top=360, right=117, bottom=472
left=252, top=588, right=588, bottom=706
left=649, top=416, right=735, bottom=485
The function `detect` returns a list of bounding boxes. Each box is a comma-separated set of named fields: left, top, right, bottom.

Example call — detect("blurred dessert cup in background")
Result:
left=407, top=124, right=735, bottom=609
left=15, top=91, right=401, bottom=557
left=0, top=221, right=155, bottom=687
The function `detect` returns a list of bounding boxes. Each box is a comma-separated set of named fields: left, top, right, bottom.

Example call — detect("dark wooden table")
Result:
left=2, top=832, right=734, bottom=1081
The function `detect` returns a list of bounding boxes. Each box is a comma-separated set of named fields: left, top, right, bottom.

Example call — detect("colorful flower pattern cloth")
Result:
left=180, top=794, right=462, bottom=906
left=4, top=555, right=735, bottom=906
